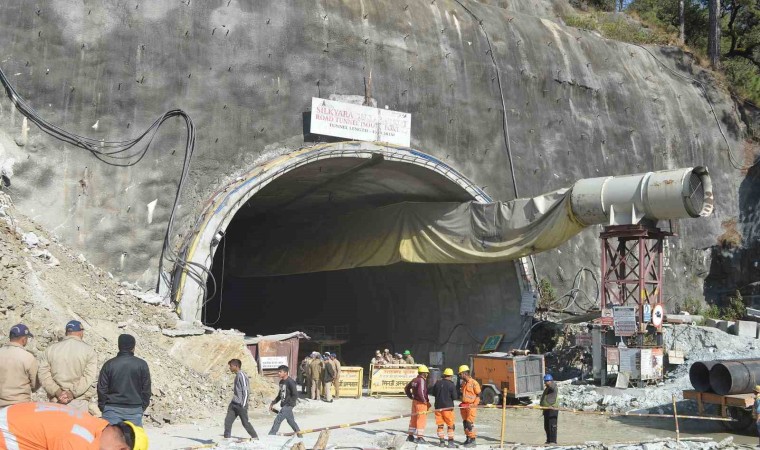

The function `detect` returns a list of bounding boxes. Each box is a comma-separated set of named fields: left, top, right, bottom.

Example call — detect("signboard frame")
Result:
left=480, top=334, right=504, bottom=353
left=613, top=306, right=637, bottom=337
left=368, top=364, right=419, bottom=396
left=330, top=366, right=364, bottom=399
left=310, top=97, right=412, bottom=146
left=260, top=356, right=289, bottom=370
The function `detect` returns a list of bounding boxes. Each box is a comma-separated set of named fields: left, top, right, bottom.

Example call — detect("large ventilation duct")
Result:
left=570, top=167, right=713, bottom=226
left=230, top=167, right=714, bottom=277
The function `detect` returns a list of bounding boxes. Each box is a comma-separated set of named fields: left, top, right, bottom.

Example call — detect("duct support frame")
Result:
left=171, top=141, right=537, bottom=321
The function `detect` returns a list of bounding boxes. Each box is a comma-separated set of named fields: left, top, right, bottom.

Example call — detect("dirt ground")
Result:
left=147, top=395, right=759, bottom=449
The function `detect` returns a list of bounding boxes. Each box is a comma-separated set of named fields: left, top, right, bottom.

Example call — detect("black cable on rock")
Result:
left=0, top=64, right=214, bottom=303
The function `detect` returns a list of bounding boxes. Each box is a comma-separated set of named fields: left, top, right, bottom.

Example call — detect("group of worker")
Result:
left=371, top=348, right=415, bottom=366
left=0, top=322, right=151, bottom=449
left=405, top=365, right=560, bottom=447
left=299, top=351, right=341, bottom=402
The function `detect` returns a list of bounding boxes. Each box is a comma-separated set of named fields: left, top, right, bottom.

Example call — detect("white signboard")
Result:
left=260, top=356, right=289, bottom=370
left=520, top=291, right=538, bottom=316
left=613, top=306, right=637, bottom=337
left=619, top=347, right=640, bottom=378
left=310, top=97, right=412, bottom=146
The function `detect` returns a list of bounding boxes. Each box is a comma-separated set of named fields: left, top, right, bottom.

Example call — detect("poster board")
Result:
left=330, top=366, right=363, bottom=399
left=618, top=347, right=641, bottom=378
left=368, top=365, right=419, bottom=396
left=613, top=306, right=637, bottom=336
left=575, top=333, right=592, bottom=347
left=260, top=356, right=289, bottom=370
left=640, top=348, right=664, bottom=380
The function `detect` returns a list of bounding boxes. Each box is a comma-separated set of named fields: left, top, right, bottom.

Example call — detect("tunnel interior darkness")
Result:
left=202, top=155, right=525, bottom=366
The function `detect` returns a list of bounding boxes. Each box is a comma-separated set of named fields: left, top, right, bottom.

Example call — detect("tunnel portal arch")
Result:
left=175, top=141, right=495, bottom=321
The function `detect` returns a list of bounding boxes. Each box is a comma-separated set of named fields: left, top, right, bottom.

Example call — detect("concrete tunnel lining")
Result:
left=176, top=141, right=531, bottom=366
left=175, top=141, right=495, bottom=321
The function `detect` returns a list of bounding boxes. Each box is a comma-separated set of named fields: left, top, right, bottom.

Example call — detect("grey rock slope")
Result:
left=0, top=0, right=753, bottom=302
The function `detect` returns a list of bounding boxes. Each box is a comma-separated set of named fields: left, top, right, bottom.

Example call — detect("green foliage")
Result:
left=538, top=278, right=557, bottom=309
left=721, top=290, right=747, bottom=321
left=681, top=297, right=704, bottom=315
left=724, top=57, right=760, bottom=103
left=703, top=304, right=722, bottom=319
left=563, top=11, right=673, bottom=45
left=626, top=0, right=760, bottom=105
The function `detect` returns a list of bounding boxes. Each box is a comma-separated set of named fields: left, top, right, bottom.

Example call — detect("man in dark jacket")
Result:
left=404, top=365, right=431, bottom=444
left=97, top=334, right=151, bottom=426
left=431, top=368, right=457, bottom=448
left=269, top=365, right=301, bottom=436
left=223, top=359, right=258, bottom=439
left=540, top=374, right=559, bottom=444
left=322, top=356, right=336, bottom=403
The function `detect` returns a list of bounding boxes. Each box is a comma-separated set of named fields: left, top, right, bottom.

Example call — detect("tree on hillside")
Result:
left=709, top=0, right=722, bottom=68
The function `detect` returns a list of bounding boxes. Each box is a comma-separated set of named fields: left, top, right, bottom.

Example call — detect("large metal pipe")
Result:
left=689, top=361, right=721, bottom=392
left=571, top=166, right=713, bottom=226
left=709, top=360, right=760, bottom=395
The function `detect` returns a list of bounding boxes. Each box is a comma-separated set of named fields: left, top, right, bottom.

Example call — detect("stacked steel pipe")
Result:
left=689, top=359, right=760, bottom=395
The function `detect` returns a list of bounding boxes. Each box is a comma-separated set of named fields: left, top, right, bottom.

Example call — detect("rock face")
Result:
left=0, top=0, right=754, bottom=307
left=0, top=202, right=275, bottom=422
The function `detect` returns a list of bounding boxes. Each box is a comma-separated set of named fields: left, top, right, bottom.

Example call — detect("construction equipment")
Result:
left=470, top=353, right=545, bottom=404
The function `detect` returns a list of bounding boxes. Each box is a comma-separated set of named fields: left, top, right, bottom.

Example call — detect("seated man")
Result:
left=0, top=402, right=148, bottom=449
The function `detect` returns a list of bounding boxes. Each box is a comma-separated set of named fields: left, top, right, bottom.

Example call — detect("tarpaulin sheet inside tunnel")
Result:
left=227, top=187, right=585, bottom=277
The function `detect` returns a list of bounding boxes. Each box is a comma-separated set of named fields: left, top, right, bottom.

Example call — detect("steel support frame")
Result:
left=600, top=224, right=670, bottom=326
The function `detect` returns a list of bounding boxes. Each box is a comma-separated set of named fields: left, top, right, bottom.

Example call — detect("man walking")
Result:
left=308, top=353, right=323, bottom=400
left=322, top=354, right=336, bottom=403
left=540, top=374, right=559, bottom=444
left=404, top=365, right=431, bottom=444
left=458, top=365, right=481, bottom=448
left=0, top=324, right=39, bottom=407
left=331, top=353, right=341, bottom=399
left=403, top=350, right=415, bottom=364
left=223, top=359, right=258, bottom=440
left=0, top=402, right=149, bottom=450
left=97, top=334, right=151, bottom=426
left=431, top=368, right=457, bottom=448
left=38, top=320, right=98, bottom=412
left=269, top=365, right=301, bottom=436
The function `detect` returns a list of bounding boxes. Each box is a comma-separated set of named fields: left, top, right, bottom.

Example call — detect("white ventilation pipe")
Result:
left=570, top=166, right=713, bottom=226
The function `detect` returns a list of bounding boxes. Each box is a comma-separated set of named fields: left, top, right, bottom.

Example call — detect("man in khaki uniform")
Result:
left=38, top=320, right=98, bottom=413
left=330, top=353, right=341, bottom=399
left=0, top=324, right=39, bottom=407
left=308, top=354, right=323, bottom=400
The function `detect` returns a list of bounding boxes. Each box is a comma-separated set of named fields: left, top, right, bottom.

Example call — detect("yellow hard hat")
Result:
left=755, top=385, right=760, bottom=393
left=418, top=365, right=430, bottom=374
left=443, top=368, right=454, bottom=377
left=124, top=421, right=149, bottom=450
left=458, top=365, right=470, bottom=374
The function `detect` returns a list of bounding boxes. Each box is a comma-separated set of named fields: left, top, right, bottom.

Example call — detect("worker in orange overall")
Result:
left=0, top=402, right=148, bottom=450
left=404, top=365, right=431, bottom=444
left=458, top=365, right=481, bottom=448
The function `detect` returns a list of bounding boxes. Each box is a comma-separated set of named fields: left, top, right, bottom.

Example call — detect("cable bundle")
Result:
left=0, top=64, right=214, bottom=304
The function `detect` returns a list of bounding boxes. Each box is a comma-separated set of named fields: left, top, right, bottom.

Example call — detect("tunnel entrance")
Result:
left=188, top=144, right=527, bottom=367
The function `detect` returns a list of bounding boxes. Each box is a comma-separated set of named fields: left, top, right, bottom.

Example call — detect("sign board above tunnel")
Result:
left=310, top=97, right=412, bottom=147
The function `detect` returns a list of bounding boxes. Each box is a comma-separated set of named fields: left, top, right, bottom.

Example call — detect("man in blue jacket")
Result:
left=223, top=358, right=258, bottom=439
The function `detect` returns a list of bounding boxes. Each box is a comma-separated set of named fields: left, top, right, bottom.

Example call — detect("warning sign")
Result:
left=613, top=306, right=637, bottom=336
left=368, top=365, right=419, bottom=396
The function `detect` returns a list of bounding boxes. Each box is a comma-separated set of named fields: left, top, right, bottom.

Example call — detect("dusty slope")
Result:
left=0, top=190, right=275, bottom=424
